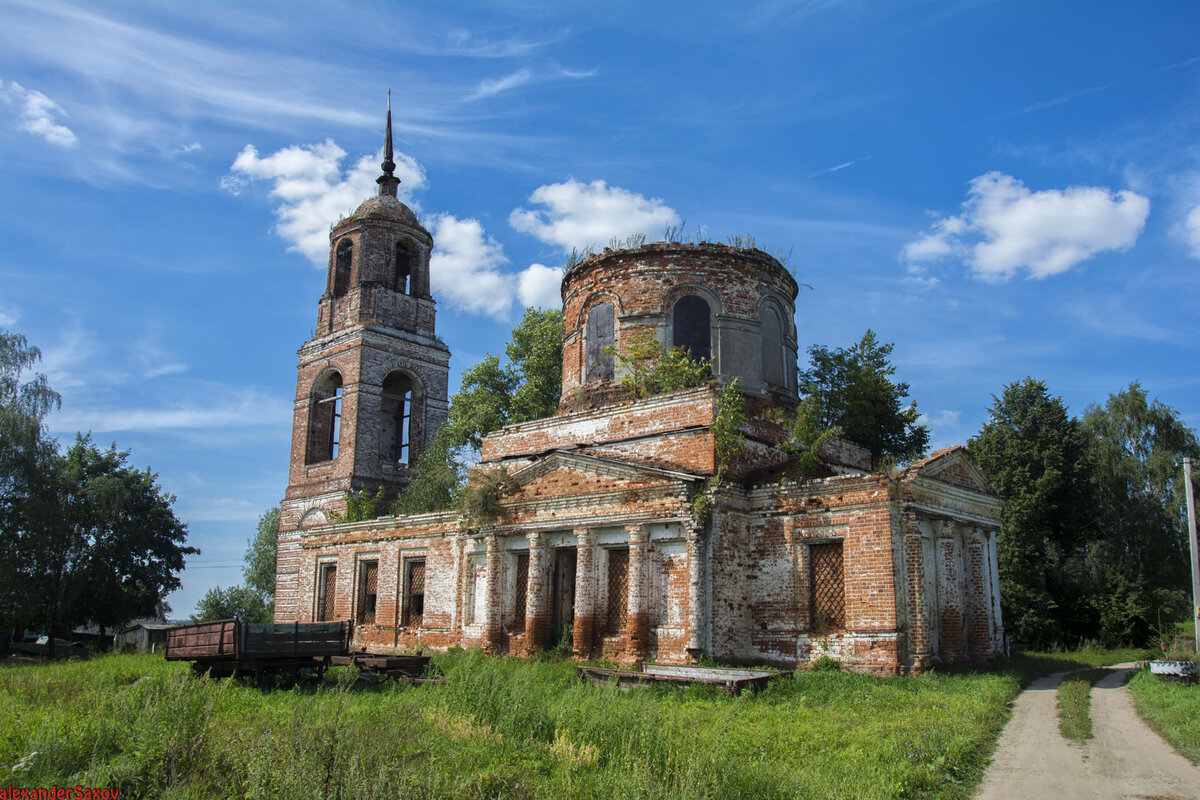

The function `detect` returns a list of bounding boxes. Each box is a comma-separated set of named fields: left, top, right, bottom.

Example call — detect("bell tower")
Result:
left=279, top=95, right=450, bottom=533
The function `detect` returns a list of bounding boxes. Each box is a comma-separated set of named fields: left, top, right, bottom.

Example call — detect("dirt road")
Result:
left=975, top=665, right=1200, bottom=800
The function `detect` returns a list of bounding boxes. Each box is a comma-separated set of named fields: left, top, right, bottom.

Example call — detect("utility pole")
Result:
left=1186, top=457, right=1199, bottom=653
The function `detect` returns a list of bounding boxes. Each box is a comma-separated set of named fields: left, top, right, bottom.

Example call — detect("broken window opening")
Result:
left=381, top=371, right=413, bottom=465
left=395, top=242, right=414, bottom=295
left=306, top=372, right=343, bottom=463
left=316, top=562, right=337, bottom=621
left=357, top=559, right=378, bottom=624
left=605, top=547, right=630, bottom=635
left=810, top=541, right=845, bottom=632
left=334, top=239, right=352, bottom=297
left=403, top=558, right=425, bottom=627
left=586, top=302, right=615, bottom=381
left=672, top=295, right=711, bottom=361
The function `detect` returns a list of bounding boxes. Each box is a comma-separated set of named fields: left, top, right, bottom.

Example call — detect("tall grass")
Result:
left=1056, top=668, right=1111, bottom=743
left=1128, top=669, right=1200, bottom=764
left=1, top=651, right=1021, bottom=800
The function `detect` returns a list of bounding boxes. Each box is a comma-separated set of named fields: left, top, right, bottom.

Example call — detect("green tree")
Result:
left=26, top=436, right=196, bottom=654
left=192, top=584, right=272, bottom=624
left=1080, top=383, right=1200, bottom=644
left=799, top=329, right=930, bottom=469
left=0, top=330, right=61, bottom=640
left=969, top=378, right=1093, bottom=647
left=391, top=308, right=563, bottom=513
left=244, top=507, right=279, bottom=601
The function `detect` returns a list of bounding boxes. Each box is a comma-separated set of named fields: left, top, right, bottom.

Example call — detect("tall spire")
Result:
left=377, top=89, right=400, bottom=197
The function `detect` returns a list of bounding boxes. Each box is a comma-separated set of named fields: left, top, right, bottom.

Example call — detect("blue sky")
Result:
left=2, top=1, right=1198, bottom=617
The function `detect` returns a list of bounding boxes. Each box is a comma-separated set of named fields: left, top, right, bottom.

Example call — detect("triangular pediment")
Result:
left=910, top=446, right=996, bottom=495
left=489, top=451, right=701, bottom=501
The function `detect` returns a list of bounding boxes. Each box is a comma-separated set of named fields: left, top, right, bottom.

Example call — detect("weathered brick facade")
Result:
left=275, top=118, right=1005, bottom=672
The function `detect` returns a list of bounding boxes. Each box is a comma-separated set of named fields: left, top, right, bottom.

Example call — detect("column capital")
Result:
left=574, top=527, right=596, bottom=546
left=626, top=523, right=649, bottom=543
left=527, top=529, right=543, bottom=546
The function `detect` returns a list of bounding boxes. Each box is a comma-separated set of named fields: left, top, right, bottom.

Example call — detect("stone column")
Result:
left=482, top=534, right=502, bottom=652
left=573, top=528, right=596, bottom=658
left=525, top=530, right=547, bottom=653
left=904, top=515, right=931, bottom=669
left=685, top=523, right=705, bottom=658
left=626, top=524, right=650, bottom=663
left=985, top=527, right=1004, bottom=656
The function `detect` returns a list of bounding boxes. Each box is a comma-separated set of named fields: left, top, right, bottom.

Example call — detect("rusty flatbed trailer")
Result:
left=165, top=619, right=350, bottom=680
left=577, top=663, right=791, bottom=695
left=331, top=653, right=444, bottom=685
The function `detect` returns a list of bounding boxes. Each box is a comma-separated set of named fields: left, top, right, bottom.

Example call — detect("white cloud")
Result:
left=180, top=141, right=202, bottom=153
left=0, top=304, right=19, bottom=327
left=510, top=179, right=679, bottom=252
left=1, top=80, right=77, bottom=147
left=518, top=263, right=564, bottom=309
left=902, top=172, right=1150, bottom=281
left=1185, top=204, right=1200, bottom=259
left=429, top=214, right=514, bottom=318
left=227, top=140, right=425, bottom=265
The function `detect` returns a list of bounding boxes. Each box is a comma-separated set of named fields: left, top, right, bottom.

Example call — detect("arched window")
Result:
left=672, top=295, right=711, bottom=361
left=333, top=240, right=352, bottom=297
left=381, top=371, right=413, bottom=465
left=306, top=372, right=343, bottom=463
left=586, top=302, right=615, bottom=381
left=394, top=242, right=413, bottom=295
left=761, top=308, right=785, bottom=386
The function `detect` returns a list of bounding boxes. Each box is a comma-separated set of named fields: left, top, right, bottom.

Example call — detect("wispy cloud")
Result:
left=902, top=172, right=1149, bottom=282
left=47, top=387, right=291, bottom=435
left=0, top=79, right=76, bottom=146
left=469, top=68, right=533, bottom=100
left=1184, top=204, right=1200, bottom=259
left=809, top=155, right=873, bottom=178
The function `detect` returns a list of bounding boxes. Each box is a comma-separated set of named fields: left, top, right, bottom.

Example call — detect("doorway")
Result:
left=548, top=548, right=576, bottom=648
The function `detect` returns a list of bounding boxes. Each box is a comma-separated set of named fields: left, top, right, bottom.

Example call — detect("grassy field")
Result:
left=1129, top=669, right=1200, bottom=764
left=0, top=651, right=1026, bottom=800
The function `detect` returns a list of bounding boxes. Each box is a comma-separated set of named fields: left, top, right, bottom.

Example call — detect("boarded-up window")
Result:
left=357, top=560, right=378, bottom=624
left=672, top=295, right=711, bottom=361
left=810, top=541, right=845, bottom=631
left=334, top=239, right=352, bottom=297
left=586, top=302, right=615, bottom=381
left=403, top=558, right=425, bottom=627
left=605, top=548, right=629, bottom=634
left=762, top=308, right=785, bottom=386
left=317, top=563, right=337, bottom=621
left=513, top=553, right=529, bottom=624
left=381, top=371, right=413, bottom=464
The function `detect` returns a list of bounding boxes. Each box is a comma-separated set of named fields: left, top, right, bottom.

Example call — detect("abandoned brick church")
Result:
left=273, top=114, right=1005, bottom=674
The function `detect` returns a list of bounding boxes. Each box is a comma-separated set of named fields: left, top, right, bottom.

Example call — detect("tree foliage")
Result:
left=1079, top=383, right=1199, bottom=644
left=1, top=329, right=195, bottom=649
left=969, top=378, right=1092, bottom=647
left=608, top=327, right=712, bottom=400
left=972, top=378, right=1200, bottom=648
left=390, top=308, right=562, bottom=514
left=193, top=584, right=273, bottom=624
left=243, top=507, right=279, bottom=600
left=799, top=330, right=929, bottom=469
